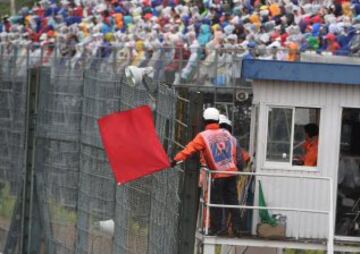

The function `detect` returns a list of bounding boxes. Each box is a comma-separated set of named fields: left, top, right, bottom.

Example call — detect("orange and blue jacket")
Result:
left=174, top=123, right=243, bottom=178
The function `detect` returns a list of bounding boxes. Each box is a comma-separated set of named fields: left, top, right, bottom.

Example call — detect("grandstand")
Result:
left=0, top=0, right=360, bottom=254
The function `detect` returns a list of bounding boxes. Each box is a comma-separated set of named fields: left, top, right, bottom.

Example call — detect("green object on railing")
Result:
left=258, top=180, right=278, bottom=226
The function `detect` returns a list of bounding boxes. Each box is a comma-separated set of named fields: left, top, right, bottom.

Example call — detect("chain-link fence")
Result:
left=0, top=46, right=27, bottom=253
left=0, top=44, right=187, bottom=254
left=0, top=44, right=253, bottom=254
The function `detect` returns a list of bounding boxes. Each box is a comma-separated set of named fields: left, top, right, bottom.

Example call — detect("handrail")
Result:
left=200, top=168, right=334, bottom=253
left=201, top=168, right=332, bottom=180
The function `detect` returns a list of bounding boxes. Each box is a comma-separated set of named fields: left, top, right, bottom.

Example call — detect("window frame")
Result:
left=263, top=104, right=321, bottom=172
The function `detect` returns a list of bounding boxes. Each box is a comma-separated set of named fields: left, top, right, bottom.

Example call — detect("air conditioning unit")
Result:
left=235, top=91, right=249, bottom=102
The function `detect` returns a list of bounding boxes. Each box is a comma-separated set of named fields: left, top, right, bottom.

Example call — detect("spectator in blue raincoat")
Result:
left=197, top=24, right=212, bottom=46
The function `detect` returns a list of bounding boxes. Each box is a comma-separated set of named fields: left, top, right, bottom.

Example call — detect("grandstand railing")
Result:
left=1, top=43, right=359, bottom=90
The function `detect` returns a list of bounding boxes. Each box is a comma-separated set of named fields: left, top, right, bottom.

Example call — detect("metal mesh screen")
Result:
left=32, top=58, right=180, bottom=254
left=75, top=71, right=119, bottom=254
left=0, top=47, right=27, bottom=253
left=35, top=64, right=83, bottom=253
left=0, top=45, right=252, bottom=254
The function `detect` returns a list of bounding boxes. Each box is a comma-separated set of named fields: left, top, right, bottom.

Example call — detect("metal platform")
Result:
left=196, top=232, right=360, bottom=253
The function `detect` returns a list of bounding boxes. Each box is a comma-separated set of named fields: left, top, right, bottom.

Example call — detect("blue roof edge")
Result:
left=241, top=59, right=360, bottom=85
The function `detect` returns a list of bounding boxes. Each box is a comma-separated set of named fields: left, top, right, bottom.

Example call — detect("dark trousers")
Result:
left=210, top=176, right=241, bottom=232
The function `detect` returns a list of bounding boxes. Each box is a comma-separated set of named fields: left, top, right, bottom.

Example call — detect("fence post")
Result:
left=178, top=157, right=200, bottom=254
left=74, top=70, right=90, bottom=254
left=19, top=67, right=42, bottom=254
left=178, top=91, right=203, bottom=254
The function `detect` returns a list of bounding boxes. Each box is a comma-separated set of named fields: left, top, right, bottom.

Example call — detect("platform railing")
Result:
left=199, top=168, right=334, bottom=253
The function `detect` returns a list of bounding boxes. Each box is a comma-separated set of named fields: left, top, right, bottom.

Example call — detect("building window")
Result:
left=266, top=107, right=320, bottom=168
left=266, top=108, right=292, bottom=163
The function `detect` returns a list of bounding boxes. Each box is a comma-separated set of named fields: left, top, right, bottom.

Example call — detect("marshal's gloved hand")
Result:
left=170, top=160, right=177, bottom=167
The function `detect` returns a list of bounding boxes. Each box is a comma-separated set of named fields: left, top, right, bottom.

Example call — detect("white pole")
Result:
left=205, top=170, right=211, bottom=235
left=327, top=179, right=334, bottom=254
left=10, top=0, right=16, bottom=16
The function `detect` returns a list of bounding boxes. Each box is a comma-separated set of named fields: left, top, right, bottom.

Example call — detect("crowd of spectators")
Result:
left=1, top=0, right=360, bottom=84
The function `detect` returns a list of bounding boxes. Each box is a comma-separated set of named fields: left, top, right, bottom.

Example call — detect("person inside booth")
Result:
left=293, top=123, right=319, bottom=167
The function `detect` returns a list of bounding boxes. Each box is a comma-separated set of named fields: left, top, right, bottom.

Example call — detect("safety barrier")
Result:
left=0, top=48, right=186, bottom=253
left=3, top=42, right=342, bottom=254
left=198, top=168, right=334, bottom=253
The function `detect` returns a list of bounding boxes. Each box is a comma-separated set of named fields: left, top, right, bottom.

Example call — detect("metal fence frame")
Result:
left=0, top=57, right=188, bottom=254
left=0, top=43, right=255, bottom=254
left=198, top=168, right=334, bottom=254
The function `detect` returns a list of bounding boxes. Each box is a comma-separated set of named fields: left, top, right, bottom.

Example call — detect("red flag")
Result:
left=98, top=105, right=170, bottom=185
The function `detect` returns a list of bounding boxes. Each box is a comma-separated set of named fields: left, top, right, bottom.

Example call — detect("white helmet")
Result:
left=219, top=114, right=232, bottom=126
left=203, top=107, right=220, bottom=121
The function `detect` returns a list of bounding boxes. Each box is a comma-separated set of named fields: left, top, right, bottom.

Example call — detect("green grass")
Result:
left=0, top=3, right=11, bottom=17
left=0, top=182, right=16, bottom=220
left=48, top=199, right=77, bottom=225
left=128, top=216, right=148, bottom=236
left=0, top=0, right=34, bottom=17
left=215, top=245, right=221, bottom=254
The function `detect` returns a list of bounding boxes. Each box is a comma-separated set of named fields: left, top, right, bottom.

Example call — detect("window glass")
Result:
left=266, top=107, right=320, bottom=168
left=266, top=108, right=292, bottom=162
